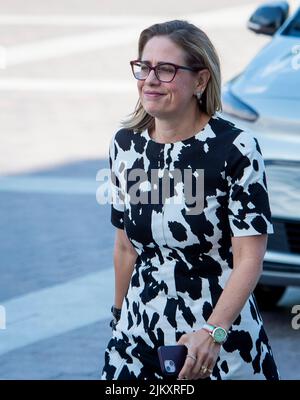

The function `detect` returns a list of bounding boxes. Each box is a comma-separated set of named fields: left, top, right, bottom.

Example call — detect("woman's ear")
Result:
left=196, top=69, right=211, bottom=92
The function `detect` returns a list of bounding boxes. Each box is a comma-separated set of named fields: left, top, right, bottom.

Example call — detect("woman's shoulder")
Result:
left=210, top=113, right=243, bottom=138
left=110, top=127, right=145, bottom=148
left=210, top=113, right=259, bottom=152
left=112, top=127, right=134, bottom=142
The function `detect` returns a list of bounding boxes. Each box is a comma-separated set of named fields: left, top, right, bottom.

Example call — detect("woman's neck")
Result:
left=150, top=107, right=210, bottom=144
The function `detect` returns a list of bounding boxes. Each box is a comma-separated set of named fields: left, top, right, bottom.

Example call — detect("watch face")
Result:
left=213, top=327, right=227, bottom=343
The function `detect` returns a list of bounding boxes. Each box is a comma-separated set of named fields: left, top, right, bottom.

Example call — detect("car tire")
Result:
left=254, top=284, right=286, bottom=310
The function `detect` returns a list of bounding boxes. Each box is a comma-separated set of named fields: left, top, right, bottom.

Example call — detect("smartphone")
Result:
left=157, top=345, right=187, bottom=376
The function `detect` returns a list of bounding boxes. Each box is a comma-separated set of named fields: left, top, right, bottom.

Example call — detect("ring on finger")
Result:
left=200, top=366, right=213, bottom=375
left=186, top=354, right=197, bottom=362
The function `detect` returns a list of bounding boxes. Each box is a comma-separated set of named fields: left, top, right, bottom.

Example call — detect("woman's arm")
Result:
left=177, top=234, right=268, bottom=380
left=206, top=234, right=267, bottom=330
left=113, top=228, right=138, bottom=309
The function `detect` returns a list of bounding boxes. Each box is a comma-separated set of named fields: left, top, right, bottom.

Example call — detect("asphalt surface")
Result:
left=0, top=0, right=299, bottom=380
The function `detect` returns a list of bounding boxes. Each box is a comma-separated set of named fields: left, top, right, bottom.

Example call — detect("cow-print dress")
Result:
left=101, top=114, right=280, bottom=380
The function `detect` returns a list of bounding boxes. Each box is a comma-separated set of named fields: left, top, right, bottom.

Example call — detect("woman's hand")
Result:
left=177, top=329, right=221, bottom=380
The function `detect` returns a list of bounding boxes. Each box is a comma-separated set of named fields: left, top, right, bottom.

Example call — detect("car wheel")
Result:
left=254, top=284, right=286, bottom=310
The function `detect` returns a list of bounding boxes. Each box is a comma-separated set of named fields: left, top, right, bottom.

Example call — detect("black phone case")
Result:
left=157, top=345, right=187, bottom=376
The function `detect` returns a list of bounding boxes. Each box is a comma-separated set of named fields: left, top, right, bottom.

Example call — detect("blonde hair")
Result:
left=122, top=20, right=222, bottom=132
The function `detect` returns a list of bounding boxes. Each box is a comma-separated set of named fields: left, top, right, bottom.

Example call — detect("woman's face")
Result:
left=138, top=35, right=205, bottom=121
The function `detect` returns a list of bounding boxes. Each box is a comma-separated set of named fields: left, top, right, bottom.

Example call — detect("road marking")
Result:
left=0, top=78, right=135, bottom=93
left=0, top=4, right=263, bottom=27
left=0, top=176, right=102, bottom=195
left=188, top=4, right=258, bottom=28
left=0, top=268, right=114, bottom=356
left=5, top=27, right=141, bottom=66
left=2, top=4, right=260, bottom=67
left=0, top=14, right=157, bottom=27
left=0, top=270, right=299, bottom=356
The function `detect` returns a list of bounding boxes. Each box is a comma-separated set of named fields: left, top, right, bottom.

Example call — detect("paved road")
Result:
left=0, top=0, right=299, bottom=380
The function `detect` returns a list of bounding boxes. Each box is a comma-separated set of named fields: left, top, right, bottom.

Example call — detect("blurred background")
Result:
left=0, top=0, right=299, bottom=379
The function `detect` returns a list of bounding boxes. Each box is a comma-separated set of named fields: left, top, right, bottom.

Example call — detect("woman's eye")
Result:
left=159, top=66, right=174, bottom=73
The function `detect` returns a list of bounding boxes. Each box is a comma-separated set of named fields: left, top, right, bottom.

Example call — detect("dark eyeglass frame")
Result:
left=130, top=60, right=204, bottom=83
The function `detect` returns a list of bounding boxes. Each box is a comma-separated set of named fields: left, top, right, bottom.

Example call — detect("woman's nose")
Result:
left=145, top=69, right=160, bottom=84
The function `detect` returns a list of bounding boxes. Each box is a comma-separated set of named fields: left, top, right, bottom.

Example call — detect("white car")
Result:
left=221, top=1, right=300, bottom=308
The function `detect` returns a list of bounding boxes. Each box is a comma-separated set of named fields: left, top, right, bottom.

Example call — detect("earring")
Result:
left=196, top=90, right=203, bottom=104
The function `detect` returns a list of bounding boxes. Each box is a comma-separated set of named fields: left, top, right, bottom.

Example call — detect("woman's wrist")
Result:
left=111, top=305, right=122, bottom=320
left=206, top=317, right=232, bottom=332
left=201, top=322, right=229, bottom=345
left=109, top=305, right=122, bottom=330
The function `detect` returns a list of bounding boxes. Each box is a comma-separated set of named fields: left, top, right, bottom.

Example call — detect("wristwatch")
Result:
left=202, top=323, right=228, bottom=345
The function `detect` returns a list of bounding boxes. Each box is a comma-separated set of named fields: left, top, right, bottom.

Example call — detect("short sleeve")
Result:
left=109, top=135, right=125, bottom=229
left=226, top=131, right=274, bottom=237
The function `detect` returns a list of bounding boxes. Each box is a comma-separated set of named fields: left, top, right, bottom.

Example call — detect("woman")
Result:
left=101, top=20, right=279, bottom=380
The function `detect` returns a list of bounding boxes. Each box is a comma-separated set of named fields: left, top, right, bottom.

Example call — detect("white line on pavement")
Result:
left=5, top=27, right=141, bottom=66
left=0, top=14, right=157, bottom=27
left=2, top=4, right=259, bottom=67
left=0, top=268, right=114, bottom=356
left=0, top=268, right=299, bottom=356
left=0, top=176, right=102, bottom=195
left=187, top=4, right=258, bottom=28
left=0, top=78, right=135, bottom=93
left=0, top=4, right=263, bottom=28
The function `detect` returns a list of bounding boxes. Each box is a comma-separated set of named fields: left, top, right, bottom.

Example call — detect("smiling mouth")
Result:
left=144, top=92, right=165, bottom=97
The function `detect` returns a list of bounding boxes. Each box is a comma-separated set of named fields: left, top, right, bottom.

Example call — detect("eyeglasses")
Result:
left=130, top=60, right=203, bottom=83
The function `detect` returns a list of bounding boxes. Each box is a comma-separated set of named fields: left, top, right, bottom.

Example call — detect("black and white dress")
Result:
left=101, top=114, right=279, bottom=380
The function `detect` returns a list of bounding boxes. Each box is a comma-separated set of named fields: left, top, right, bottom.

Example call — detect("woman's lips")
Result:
left=143, top=91, right=165, bottom=98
